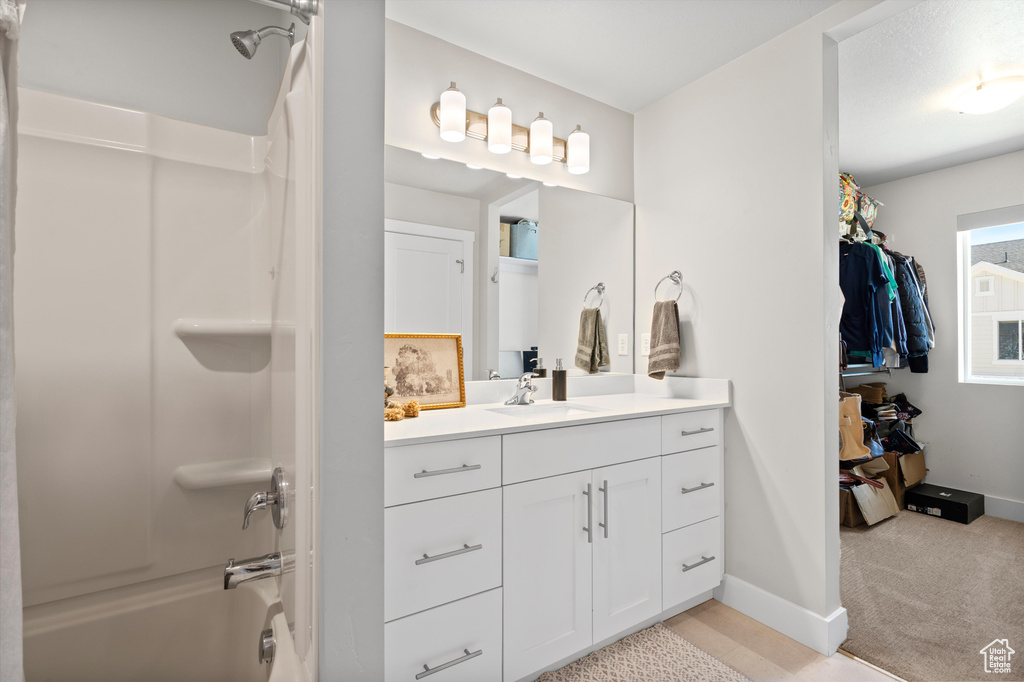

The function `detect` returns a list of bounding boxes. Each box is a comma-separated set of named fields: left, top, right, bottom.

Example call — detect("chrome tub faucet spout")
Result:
left=224, top=551, right=294, bottom=590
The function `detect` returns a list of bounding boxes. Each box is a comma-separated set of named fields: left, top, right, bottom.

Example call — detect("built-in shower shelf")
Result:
left=173, top=458, right=273, bottom=490
left=173, top=318, right=272, bottom=348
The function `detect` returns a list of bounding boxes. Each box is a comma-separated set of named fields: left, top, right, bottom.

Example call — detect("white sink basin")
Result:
left=487, top=403, right=607, bottom=420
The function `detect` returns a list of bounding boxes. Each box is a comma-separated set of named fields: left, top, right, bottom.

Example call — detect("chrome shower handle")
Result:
left=242, top=467, right=289, bottom=530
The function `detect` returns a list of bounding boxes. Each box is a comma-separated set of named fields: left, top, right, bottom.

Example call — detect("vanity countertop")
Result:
left=384, top=380, right=730, bottom=447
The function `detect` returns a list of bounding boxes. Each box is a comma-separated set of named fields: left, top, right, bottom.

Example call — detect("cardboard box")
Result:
left=905, top=483, right=984, bottom=524
left=499, top=222, right=510, bottom=257
left=839, top=488, right=865, bottom=528
left=900, top=450, right=927, bottom=488
left=851, top=475, right=900, bottom=525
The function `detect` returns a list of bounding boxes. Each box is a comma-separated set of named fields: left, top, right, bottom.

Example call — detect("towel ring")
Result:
left=654, top=271, right=683, bottom=302
left=583, top=282, right=605, bottom=308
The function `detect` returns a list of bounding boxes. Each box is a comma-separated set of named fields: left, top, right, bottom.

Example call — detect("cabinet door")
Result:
left=592, top=457, right=662, bottom=643
left=504, top=471, right=593, bottom=681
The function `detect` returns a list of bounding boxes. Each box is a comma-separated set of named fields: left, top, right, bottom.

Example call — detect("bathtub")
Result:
left=23, top=567, right=302, bottom=682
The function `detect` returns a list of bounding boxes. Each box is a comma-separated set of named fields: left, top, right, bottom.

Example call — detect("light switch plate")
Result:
left=617, top=333, right=629, bottom=356
left=641, top=333, right=651, bottom=356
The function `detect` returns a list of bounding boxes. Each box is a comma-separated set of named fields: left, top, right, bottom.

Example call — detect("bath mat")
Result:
left=537, top=623, right=751, bottom=682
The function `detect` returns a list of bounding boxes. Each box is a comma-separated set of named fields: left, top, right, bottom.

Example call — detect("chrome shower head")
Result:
left=230, top=23, right=295, bottom=60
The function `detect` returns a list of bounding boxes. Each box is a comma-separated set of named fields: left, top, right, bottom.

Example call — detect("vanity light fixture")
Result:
left=487, top=98, right=513, bottom=154
left=566, top=125, right=590, bottom=175
left=439, top=82, right=467, bottom=142
left=529, top=112, right=553, bottom=165
left=953, top=75, right=1024, bottom=114
left=430, top=88, right=577, bottom=166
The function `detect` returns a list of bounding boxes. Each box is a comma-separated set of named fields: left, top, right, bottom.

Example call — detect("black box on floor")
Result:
left=904, top=483, right=984, bottom=524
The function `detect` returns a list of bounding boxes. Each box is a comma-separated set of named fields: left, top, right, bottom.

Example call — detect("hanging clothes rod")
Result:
left=841, top=365, right=892, bottom=378
left=246, top=0, right=318, bottom=24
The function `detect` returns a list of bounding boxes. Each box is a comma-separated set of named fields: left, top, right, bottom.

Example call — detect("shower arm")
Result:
left=246, top=0, right=317, bottom=25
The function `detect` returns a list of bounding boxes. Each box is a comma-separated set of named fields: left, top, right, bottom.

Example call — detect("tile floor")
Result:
left=664, top=600, right=900, bottom=682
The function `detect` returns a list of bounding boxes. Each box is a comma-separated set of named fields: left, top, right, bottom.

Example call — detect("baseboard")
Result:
left=985, top=495, right=1024, bottom=524
left=713, top=574, right=847, bottom=656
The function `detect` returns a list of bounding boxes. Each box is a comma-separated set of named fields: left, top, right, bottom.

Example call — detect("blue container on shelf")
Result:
left=510, top=220, right=538, bottom=260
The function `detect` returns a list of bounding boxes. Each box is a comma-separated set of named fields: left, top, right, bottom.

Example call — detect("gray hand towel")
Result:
left=648, top=300, right=680, bottom=380
left=575, top=307, right=610, bottom=374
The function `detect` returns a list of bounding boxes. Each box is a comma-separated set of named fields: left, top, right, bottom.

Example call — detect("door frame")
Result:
left=384, top=218, right=476, bottom=373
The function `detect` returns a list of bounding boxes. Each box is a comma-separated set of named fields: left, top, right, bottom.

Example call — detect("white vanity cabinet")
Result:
left=384, top=398, right=727, bottom=682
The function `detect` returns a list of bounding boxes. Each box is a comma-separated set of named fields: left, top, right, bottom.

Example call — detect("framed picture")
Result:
left=384, top=333, right=466, bottom=410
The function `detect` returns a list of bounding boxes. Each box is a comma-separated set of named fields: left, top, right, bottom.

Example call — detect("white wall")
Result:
left=863, top=151, right=1024, bottom=521
left=634, top=0, right=881, bottom=636
left=320, top=0, right=386, bottom=678
left=385, top=20, right=634, bottom=203
left=19, top=0, right=294, bottom=135
left=384, top=182, right=480, bottom=233
left=538, top=187, right=634, bottom=375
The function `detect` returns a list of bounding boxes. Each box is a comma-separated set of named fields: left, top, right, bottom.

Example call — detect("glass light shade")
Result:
left=487, top=98, right=512, bottom=154
left=953, top=76, right=1024, bottom=114
left=439, top=82, right=466, bottom=142
left=530, top=112, right=553, bottom=165
left=566, top=125, right=590, bottom=175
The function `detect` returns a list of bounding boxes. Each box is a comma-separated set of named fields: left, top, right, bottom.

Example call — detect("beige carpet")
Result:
left=841, top=511, right=1024, bottom=682
left=537, top=623, right=751, bottom=682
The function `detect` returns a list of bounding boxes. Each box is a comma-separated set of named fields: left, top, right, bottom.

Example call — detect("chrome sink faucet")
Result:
left=224, top=550, right=294, bottom=590
left=505, top=372, right=539, bottom=405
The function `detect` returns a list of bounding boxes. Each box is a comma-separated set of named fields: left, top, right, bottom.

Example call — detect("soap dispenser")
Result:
left=552, top=358, right=567, bottom=401
left=531, top=357, right=547, bottom=378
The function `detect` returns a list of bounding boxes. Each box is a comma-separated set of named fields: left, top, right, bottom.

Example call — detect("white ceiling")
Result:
left=385, top=0, right=842, bottom=113
left=839, top=0, right=1024, bottom=187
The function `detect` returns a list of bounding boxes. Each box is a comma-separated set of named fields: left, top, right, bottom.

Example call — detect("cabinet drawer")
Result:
left=385, top=436, right=501, bottom=507
left=385, top=588, right=502, bottom=682
left=385, top=488, right=502, bottom=622
left=661, top=410, right=721, bottom=454
left=663, top=517, right=723, bottom=610
left=662, top=446, right=721, bottom=532
left=503, top=417, right=660, bottom=484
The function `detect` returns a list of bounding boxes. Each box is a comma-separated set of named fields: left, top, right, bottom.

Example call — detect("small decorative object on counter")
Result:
left=552, top=358, right=567, bottom=401
left=385, top=366, right=395, bottom=406
left=385, top=405, right=405, bottom=421
left=403, top=400, right=420, bottom=418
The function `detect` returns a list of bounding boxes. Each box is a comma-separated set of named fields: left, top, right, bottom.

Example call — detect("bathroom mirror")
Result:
left=384, top=145, right=635, bottom=381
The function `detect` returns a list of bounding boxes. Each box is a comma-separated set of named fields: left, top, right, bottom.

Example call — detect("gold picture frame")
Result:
left=384, top=333, right=466, bottom=410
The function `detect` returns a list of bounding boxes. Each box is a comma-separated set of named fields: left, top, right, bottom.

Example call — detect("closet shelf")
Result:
left=173, top=458, right=273, bottom=490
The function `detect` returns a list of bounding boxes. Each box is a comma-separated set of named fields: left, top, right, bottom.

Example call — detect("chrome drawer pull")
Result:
left=680, top=482, right=715, bottom=495
left=415, top=543, right=483, bottom=566
left=582, top=483, right=593, bottom=544
left=413, top=464, right=481, bottom=479
left=681, top=555, right=715, bottom=572
left=599, top=480, right=609, bottom=538
left=416, top=648, right=483, bottom=679
left=680, top=427, right=714, bottom=437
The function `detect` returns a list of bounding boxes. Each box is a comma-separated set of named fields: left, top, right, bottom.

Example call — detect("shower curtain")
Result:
left=0, top=0, right=22, bottom=679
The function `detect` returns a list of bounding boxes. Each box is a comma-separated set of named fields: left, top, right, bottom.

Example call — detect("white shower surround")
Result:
left=16, top=26, right=318, bottom=676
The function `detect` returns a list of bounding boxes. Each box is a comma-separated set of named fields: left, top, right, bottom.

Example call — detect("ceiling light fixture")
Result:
left=421, top=152, right=441, bottom=160
left=439, top=82, right=466, bottom=142
left=465, top=163, right=483, bottom=170
left=952, top=75, right=1024, bottom=114
left=543, top=182, right=558, bottom=187
left=506, top=173, right=523, bottom=179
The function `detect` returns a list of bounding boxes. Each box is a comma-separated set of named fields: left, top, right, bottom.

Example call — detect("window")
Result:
left=975, top=276, right=995, bottom=296
left=957, top=214, right=1024, bottom=385
left=997, top=319, right=1023, bottom=362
